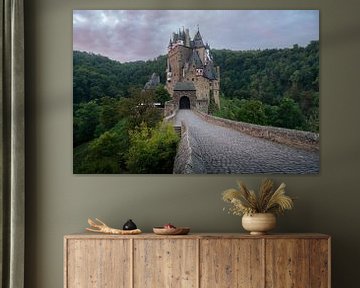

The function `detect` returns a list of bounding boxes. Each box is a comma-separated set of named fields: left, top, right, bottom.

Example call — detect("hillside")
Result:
left=73, top=43, right=319, bottom=173
left=212, top=41, right=319, bottom=103
left=74, top=41, right=318, bottom=104
left=211, top=41, right=319, bottom=132
left=73, top=51, right=167, bottom=103
left=73, top=41, right=319, bottom=149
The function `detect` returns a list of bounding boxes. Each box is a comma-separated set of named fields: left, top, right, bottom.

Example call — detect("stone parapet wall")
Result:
left=164, top=100, right=176, bottom=118
left=195, top=111, right=319, bottom=151
left=173, top=122, right=206, bottom=174
left=163, top=110, right=177, bottom=124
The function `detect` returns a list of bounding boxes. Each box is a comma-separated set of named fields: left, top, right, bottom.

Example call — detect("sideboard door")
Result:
left=309, top=239, right=330, bottom=288
left=66, top=239, right=131, bottom=288
left=200, top=239, right=264, bottom=288
left=133, top=239, right=198, bottom=288
left=265, top=238, right=329, bottom=288
left=266, top=239, right=309, bottom=287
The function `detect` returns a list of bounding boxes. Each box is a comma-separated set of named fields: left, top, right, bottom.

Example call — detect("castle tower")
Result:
left=193, top=29, right=206, bottom=64
left=165, top=27, right=220, bottom=113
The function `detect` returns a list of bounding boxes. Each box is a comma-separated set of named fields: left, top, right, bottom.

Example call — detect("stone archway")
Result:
left=179, top=96, right=191, bottom=109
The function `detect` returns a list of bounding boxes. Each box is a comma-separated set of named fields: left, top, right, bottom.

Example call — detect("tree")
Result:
left=95, top=96, right=122, bottom=136
left=126, top=123, right=179, bottom=174
left=276, top=97, right=304, bottom=130
left=125, top=89, right=162, bottom=129
left=73, top=51, right=167, bottom=103
left=73, top=101, right=100, bottom=146
left=237, top=99, right=267, bottom=125
left=264, top=105, right=279, bottom=126
left=84, top=131, right=123, bottom=173
left=154, top=85, right=171, bottom=106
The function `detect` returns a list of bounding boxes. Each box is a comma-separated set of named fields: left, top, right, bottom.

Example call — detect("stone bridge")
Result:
left=171, top=110, right=319, bottom=174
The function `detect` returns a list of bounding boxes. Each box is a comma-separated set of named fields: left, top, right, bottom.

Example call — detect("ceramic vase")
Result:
left=242, top=213, right=276, bottom=235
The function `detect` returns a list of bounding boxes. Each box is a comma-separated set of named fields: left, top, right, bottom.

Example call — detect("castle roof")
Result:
left=193, top=30, right=205, bottom=48
left=189, top=50, right=203, bottom=69
left=174, top=82, right=196, bottom=91
left=203, top=62, right=217, bottom=80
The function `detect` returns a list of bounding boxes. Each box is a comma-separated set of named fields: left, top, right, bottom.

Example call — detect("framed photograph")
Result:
left=73, top=10, right=319, bottom=174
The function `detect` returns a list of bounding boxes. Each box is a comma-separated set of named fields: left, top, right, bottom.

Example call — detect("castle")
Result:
left=165, top=27, right=220, bottom=114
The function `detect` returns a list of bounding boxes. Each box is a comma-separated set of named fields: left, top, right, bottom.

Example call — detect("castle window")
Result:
left=192, top=78, right=194, bottom=81
left=210, top=83, right=212, bottom=86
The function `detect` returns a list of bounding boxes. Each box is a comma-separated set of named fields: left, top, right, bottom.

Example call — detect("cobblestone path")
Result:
left=174, top=110, right=319, bottom=174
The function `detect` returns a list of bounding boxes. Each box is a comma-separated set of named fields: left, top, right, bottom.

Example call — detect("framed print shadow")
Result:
left=73, top=10, right=319, bottom=174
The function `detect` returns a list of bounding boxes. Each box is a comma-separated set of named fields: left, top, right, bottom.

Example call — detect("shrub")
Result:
left=126, top=123, right=179, bottom=174
left=74, top=119, right=130, bottom=174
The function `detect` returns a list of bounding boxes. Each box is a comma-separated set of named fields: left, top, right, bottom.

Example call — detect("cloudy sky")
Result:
left=73, top=10, right=319, bottom=63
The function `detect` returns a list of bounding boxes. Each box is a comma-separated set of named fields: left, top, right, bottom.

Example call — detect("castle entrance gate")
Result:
left=179, top=96, right=191, bottom=109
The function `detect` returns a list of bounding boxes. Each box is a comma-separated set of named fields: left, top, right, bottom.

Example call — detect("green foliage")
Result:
left=304, top=91, right=319, bottom=132
left=125, top=89, right=163, bottom=130
left=236, top=99, right=267, bottom=125
left=73, top=41, right=319, bottom=132
left=73, top=88, right=163, bottom=148
left=87, top=131, right=123, bottom=173
left=126, top=123, right=179, bottom=174
left=74, top=97, right=129, bottom=146
left=73, top=101, right=100, bottom=146
left=74, top=119, right=130, bottom=174
left=95, top=96, right=123, bottom=136
left=154, top=85, right=171, bottom=106
left=276, top=97, right=304, bottom=129
left=73, top=142, right=91, bottom=173
left=215, top=96, right=308, bottom=130
left=213, top=97, right=239, bottom=121
left=73, top=93, right=177, bottom=174
left=212, top=41, right=319, bottom=131
left=73, top=41, right=319, bottom=173
left=73, top=51, right=167, bottom=103
left=212, top=41, right=319, bottom=106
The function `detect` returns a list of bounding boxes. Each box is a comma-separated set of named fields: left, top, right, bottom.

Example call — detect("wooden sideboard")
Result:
left=64, top=233, right=330, bottom=288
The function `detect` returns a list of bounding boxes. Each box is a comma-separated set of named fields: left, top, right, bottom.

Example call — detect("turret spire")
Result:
left=193, top=27, right=205, bottom=48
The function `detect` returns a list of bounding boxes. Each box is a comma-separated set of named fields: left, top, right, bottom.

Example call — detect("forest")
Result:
left=73, top=41, right=319, bottom=173
left=211, top=41, right=319, bottom=131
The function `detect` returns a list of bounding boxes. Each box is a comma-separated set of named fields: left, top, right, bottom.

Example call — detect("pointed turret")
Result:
left=193, top=29, right=205, bottom=48
left=185, top=28, right=191, bottom=47
left=173, top=32, right=178, bottom=42
left=203, top=61, right=217, bottom=80
left=168, top=38, right=173, bottom=50
left=189, top=50, right=203, bottom=69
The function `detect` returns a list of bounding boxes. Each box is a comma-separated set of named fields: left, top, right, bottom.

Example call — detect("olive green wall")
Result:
left=24, top=0, right=360, bottom=287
